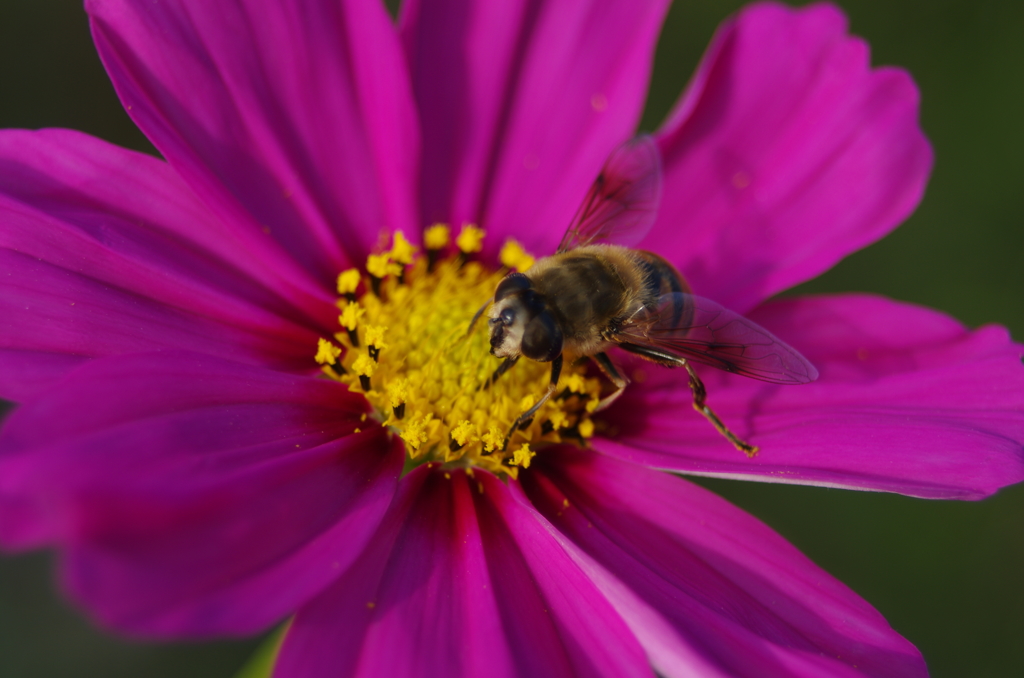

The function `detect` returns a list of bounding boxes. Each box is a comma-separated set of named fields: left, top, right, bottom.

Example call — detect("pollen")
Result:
left=366, top=253, right=399, bottom=280
left=511, top=443, right=536, bottom=469
left=352, top=353, right=376, bottom=378
left=339, top=302, right=364, bottom=331
left=364, top=325, right=388, bottom=351
left=319, top=229, right=602, bottom=478
left=336, top=268, right=362, bottom=296
left=455, top=223, right=485, bottom=254
left=499, top=239, right=535, bottom=272
left=315, top=338, right=342, bottom=366
left=389, top=232, right=416, bottom=266
left=424, top=223, right=451, bottom=250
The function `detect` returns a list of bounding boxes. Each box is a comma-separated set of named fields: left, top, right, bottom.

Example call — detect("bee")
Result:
left=478, top=136, right=818, bottom=455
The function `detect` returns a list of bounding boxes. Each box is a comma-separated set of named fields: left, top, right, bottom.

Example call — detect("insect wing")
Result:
left=618, top=293, right=819, bottom=384
left=557, top=135, right=662, bottom=253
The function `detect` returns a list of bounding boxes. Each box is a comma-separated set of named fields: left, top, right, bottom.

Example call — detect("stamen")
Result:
left=455, top=224, right=484, bottom=254
left=511, top=443, right=535, bottom=469
left=366, top=254, right=397, bottom=297
left=389, top=232, right=416, bottom=284
left=449, top=420, right=475, bottom=452
left=365, top=326, right=387, bottom=362
left=499, top=239, right=535, bottom=272
left=321, top=230, right=601, bottom=478
left=315, top=338, right=341, bottom=366
left=352, top=354, right=376, bottom=392
left=424, top=223, right=450, bottom=271
left=314, top=338, right=345, bottom=375
left=337, top=268, right=361, bottom=302
left=338, top=302, right=364, bottom=347
left=386, top=379, right=408, bottom=421
left=424, top=224, right=451, bottom=250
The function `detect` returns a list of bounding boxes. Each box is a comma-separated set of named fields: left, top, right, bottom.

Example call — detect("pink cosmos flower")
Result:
left=1, top=1, right=1022, bottom=677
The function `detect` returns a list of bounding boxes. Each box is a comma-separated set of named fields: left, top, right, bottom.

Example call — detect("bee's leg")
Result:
left=591, top=352, right=629, bottom=412
left=466, top=299, right=492, bottom=337
left=683, top=361, right=758, bottom=458
left=617, top=342, right=757, bottom=457
left=481, top=355, right=519, bottom=391
left=502, top=355, right=562, bottom=451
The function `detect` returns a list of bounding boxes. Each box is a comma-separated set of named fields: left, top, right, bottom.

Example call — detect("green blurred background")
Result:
left=0, top=1, right=1021, bottom=676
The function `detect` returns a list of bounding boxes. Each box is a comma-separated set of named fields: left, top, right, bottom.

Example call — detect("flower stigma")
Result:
left=315, top=227, right=601, bottom=479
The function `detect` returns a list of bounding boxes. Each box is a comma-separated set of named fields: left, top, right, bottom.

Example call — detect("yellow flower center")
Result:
left=315, top=227, right=601, bottom=479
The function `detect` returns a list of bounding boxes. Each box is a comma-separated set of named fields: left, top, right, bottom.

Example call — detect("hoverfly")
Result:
left=479, top=136, right=817, bottom=455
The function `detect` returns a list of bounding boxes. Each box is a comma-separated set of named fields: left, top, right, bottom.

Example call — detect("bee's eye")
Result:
left=500, top=308, right=516, bottom=325
left=522, top=311, right=563, bottom=362
left=494, top=272, right=531, bottom=302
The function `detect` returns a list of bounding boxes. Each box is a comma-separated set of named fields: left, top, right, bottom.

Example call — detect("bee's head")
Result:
left=488, top=272, right=563, bottom=362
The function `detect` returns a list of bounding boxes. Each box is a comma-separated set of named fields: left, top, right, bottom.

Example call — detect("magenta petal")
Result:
left=0, top=129, right=335, bottom=397
left=600, top=294, right=1024, bottom=499
left=87, top=0, right=420, bottom=280
left=0, top=350, right=89, bottom=402
left=649, top=2, right=932, bottom=313
left=0, top=128, right=332, bottom=321
left=518, top=448, right=927, bottom=678
left=400, top=0, right=669, bottom=260
left=0, top=352, right=402, bottom=637
left=0, top=249, right=321, bottom=390
left=276, top=466, right=651, bottom=678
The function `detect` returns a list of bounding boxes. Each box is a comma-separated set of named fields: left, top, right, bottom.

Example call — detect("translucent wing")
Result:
left=557, top=135, right=662, bottom=253
left=616, top=293, right=819, bottom=384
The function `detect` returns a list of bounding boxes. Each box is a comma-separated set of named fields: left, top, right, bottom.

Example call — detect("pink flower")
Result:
left=1, top=1, right=1021, bottom=677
